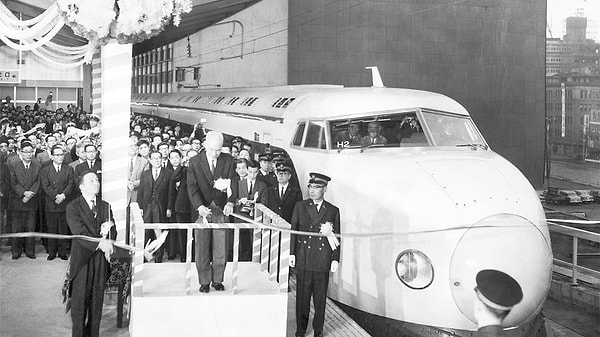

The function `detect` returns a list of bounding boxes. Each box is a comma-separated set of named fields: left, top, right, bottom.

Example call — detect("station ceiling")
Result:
left=2, top=0, right=262, bottom=54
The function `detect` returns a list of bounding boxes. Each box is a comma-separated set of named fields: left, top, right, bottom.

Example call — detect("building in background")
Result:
left=546, top=16, right=600, bottom=76
left=546, top=73, right=600, bottom=160
left=545, top=15, right=600, bottom=160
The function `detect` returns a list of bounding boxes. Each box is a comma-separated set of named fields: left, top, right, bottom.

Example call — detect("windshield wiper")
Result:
left=337, top=145, right=360, bottom=153
left=456, top=143, right=489, bottom=150
left=360, top=143, right=384, bottom=153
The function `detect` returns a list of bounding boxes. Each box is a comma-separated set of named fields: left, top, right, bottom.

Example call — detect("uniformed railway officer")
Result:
left=257, top=153, right=277, bottom=188
left=290, top=173, right=340, bottom=337
left=473, top=269, right=523, bottom=337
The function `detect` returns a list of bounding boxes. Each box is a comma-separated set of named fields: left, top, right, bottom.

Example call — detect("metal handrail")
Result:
left=548, top=221, right=600, bottom=285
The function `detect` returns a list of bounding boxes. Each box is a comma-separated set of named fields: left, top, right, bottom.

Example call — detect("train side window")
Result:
left=304, top=122, right=326, bottom=149
left=292, top=122, right=306, bottom=146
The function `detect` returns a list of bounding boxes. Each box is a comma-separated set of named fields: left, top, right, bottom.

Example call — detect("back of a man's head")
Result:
left=204, top=131, right=223, bottom=150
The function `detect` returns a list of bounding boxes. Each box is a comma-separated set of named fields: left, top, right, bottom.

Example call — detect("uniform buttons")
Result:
left=308, top=246, right=311, bottom=249
left=303, top=241, right=307, bottom=244
left=319, top=248, right=322, bottom=250
left=309, top=236, right=312, bottom=239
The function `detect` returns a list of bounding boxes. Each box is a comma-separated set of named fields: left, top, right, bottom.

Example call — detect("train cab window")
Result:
left=304, top=122, right=327, bottom=149
left=330, top=111, right=428, bottom=149
left=292, top=122, right=306, bottom=146
left=420, top=111, right=486, bottom=147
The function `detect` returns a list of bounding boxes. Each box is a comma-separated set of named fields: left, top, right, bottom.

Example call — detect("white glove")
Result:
left=290, top=255, right=295, bottom=267
left=330, top=260, right=339, bottom=273
left=97, top=239, right=113, bottom=262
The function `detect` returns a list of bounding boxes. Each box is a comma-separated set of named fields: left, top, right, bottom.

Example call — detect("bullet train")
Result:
left=130, top=74, right=552, bottom=336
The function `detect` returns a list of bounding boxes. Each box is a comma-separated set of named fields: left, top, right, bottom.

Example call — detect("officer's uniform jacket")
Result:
left=290, top=199, right=340, bottom=272
left=257, top=170, right=277, bottom=188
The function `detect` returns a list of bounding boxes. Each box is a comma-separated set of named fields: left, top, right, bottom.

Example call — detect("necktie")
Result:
left=209, top=159, right=215, bottom=174
left=56, top=165, right=60, bottom=173
left=91, top=199, right=97, bottom=218
left=130, top=158, right=134, bottom=174
left=25, top=163, right=29, bottom=170
left=89, top=161, right=93, bottom=169
left=248, top=181, right=253, bottom=195
left=153, top=169, right=158, bottom=180
left=280, top=186, right=284, bottom=198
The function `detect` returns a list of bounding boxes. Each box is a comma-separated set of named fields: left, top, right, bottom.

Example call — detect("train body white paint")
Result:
left=131, top=84, right=552, bottom=335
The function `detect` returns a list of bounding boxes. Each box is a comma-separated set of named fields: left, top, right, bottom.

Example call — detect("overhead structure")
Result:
left=133, top=0, right=261, bottom=55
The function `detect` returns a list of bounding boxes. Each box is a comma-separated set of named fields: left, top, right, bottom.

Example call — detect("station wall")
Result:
left=0, top=45, right=83, bottom=109
left=173, top=0, right=288, bottom=90
left=287, top=0, right=547, bottom=187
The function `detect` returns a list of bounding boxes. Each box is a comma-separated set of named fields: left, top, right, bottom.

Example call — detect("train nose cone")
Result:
left=449, top=214, right=552, bottom=327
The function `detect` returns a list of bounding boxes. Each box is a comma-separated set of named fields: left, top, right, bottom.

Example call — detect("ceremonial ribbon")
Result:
left=0, top=217, right=596, bottom=253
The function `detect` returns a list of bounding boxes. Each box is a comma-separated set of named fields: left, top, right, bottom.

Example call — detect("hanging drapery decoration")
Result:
left=0, top=1, right=95, bottom=66
left=57, top=0, right=193, bottom=45
left=0, top=0, right=192, bottom=67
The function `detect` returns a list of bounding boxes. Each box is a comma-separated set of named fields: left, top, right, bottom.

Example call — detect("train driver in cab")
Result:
left=290, top=172, right=340, bottom=337
left=473, top=269, right=523, bottom=337
left=360, top=121, right=387, bottom=147
left=334, top=121, right=361, bottom=148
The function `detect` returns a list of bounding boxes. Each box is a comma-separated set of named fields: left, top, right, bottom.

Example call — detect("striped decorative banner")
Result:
left=269, top=228, right=279, bottom=282
left=231, top=228, right=240, bottom=294
left=91, top=49, right=102, bottom=114
left=100, top=42, right=132, bottom=244
left=184, top=228, right=193, bottom=295
left=252, top=210, right=262, bottom=263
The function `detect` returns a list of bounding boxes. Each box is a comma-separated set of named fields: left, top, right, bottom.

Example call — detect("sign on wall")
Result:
left=0, top=70, right=20, bottom=83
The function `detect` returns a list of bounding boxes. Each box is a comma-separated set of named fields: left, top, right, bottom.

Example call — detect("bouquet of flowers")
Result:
left=214, top=178, right=232, bottom=198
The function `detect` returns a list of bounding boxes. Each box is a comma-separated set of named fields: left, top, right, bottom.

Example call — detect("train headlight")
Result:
left=395, top=249, right=434, bottom=289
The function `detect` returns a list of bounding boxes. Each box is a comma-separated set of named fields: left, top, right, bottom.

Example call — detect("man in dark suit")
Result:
left=187, top=131, right=238, bottom=293
left=168, top=149, right=191, bottom=262
left=267, top=164, right=302, bottom=223
left=235, top=159, right=267, bottom=261
left=290, top=173, right=340, bottom=337
left=8, top=141, right=40, bottom=259
left=36, top=134, right=57, bottom=167
left=74, top=144, right=102, bottom=198
left=40, top=145, right=74, bottom=260
left=137, top=150, right=172, bottom=263
left=66, top=172, right=118, bottom=337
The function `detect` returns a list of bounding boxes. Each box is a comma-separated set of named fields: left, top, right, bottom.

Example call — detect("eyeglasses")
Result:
left=20, top=150, right=33, bottom=154
left=53, top=153, right=65, bottom=156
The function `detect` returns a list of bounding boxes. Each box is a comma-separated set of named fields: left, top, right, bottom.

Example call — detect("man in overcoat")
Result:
left=8, top=141, right=40, bottom=259
left=40, top=144, right=73, bottom=260
left=66, top=172, right=118, bottom=337
left=187, top=131, right=237, bottom=293
left=290, top=172, right=340, bottom=337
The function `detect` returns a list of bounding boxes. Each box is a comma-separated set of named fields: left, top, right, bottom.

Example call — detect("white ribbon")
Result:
left=320, top=222, right=339, bottom=251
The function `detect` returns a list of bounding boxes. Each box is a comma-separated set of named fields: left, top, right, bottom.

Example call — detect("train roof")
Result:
left=131, top=85, right=470, bottom=121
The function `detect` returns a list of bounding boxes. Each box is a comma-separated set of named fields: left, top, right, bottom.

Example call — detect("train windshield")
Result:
left=421, top=110, right=486, bottom=147
left=329, top=109, right=486, bottom=150
left=330, top=111, right=428, bottom=149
